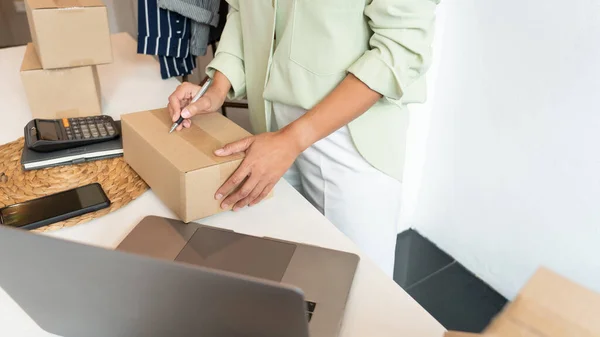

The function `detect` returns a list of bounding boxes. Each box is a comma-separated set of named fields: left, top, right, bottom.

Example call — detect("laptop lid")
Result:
left=0, top=225, right=309, bottom=337
left=117, top=216, right=298, bottom=282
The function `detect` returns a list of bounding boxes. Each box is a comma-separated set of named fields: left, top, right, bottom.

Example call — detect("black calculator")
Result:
left=24, top=116, right=120, bottom=152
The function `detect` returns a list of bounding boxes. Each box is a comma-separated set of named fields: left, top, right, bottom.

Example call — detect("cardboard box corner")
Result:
left=449, top=266, right=600, bottom=337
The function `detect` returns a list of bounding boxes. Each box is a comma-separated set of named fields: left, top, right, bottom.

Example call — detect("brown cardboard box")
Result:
left=20, top=43, right=102, bottom=118
left=444, top=267, right=600, bottom=337
left=122, top=109, right=257, bottom=223
left=24, top=0, right=112, bottom=69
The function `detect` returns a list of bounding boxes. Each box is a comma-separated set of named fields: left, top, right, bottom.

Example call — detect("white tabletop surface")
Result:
left=0, top=33, right=444, bottom=337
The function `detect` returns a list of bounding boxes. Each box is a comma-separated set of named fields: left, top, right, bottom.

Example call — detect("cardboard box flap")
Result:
left=487, top=267, right=600, bottom=337
left=26, top=0, right=105, bottom=10
left=121, top=109, right=250, bottom=173
left=485, top=317, right=543, bottom=337
left=21, top=43, right=42, bottom=71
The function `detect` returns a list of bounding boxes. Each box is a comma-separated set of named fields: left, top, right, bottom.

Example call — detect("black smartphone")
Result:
left=0, top=183, right=110, bottom=230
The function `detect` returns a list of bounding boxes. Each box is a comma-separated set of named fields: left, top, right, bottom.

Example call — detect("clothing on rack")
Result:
left=157, top=0, right=222, bottom=56
left=138, top=0, right=197, bottom=79
left=209, top=0, right=228, bottom=46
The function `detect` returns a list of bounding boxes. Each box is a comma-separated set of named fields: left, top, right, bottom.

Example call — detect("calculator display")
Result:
left=36, top=120, right=60, bottom=141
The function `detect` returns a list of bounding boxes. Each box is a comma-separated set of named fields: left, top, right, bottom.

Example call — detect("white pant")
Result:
left=273, top=102, right=402, bottom=277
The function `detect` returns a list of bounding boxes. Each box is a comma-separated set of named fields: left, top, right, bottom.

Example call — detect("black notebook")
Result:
left=21, top=121, right=123, bottom=171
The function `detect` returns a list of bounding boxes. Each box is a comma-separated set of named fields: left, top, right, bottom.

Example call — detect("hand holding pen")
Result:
left=167, top=78, right=217, bottom=133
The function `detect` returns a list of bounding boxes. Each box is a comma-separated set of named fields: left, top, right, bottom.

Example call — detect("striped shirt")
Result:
left=138, top=0, right=196, bottom=79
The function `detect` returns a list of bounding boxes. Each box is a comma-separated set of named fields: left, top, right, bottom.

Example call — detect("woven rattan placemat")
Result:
left=0, top=138, right=149, bottom=232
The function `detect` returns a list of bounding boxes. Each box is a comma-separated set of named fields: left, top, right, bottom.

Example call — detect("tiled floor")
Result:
left=393, top=229, right=507, bottom=333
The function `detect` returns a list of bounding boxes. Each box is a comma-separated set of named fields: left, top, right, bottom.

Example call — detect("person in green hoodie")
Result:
left=168, top=0, right=440, bottom=277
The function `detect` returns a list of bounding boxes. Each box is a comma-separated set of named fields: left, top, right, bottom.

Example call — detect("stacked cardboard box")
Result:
left=445, top=267, right=600, bottom=337
left=20, top=0, right=112, bottom=119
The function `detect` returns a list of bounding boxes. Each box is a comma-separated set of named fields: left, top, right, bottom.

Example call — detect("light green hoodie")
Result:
left=207, top=0, right=440, bottom=181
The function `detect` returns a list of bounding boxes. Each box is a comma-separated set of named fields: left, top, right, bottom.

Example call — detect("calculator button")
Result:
left=67, top=134, right=73, bottom=140
left=75, top=134, right=81, bottom=140
left=62, top=118, right=70, bottom=128
left=108, top=130, right=115, bottom=136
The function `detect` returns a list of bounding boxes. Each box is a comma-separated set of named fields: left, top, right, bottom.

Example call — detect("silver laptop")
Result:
left=0, top=224, right=309, bottom=337
left=116, top=216, right=360, bottom=337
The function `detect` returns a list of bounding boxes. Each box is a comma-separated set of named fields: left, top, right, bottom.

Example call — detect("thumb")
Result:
left=215, top=137, right=254, bottom=156
left=181, top=97, right=211, bottom=118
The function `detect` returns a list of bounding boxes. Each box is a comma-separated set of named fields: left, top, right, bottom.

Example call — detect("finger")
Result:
left=234, top=180, right=269, bottom=210
left=181, top=96, right=211, bottom=119
left=215, top=137, right=254, bottom=157
left=249, top=182, right=275, bottom=207
left=215, top=164, right=251, bottom=204
left=222, top=173, right=261, bottom=211
left=169, top=83, right=198, bottom=122
left=176, top=124, right=184, bottom=131
left=183, top=119, right=192, bottom=128
left=168, top=92, right=183, bottom=122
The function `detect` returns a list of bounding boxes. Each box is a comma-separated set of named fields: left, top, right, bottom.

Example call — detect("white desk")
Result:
left=0, top=33, right=444, bottom=337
